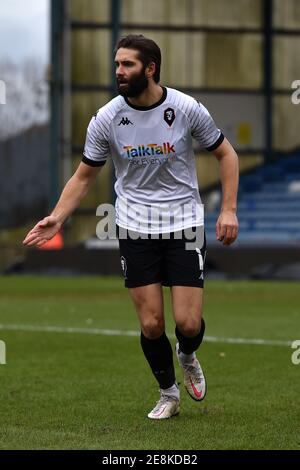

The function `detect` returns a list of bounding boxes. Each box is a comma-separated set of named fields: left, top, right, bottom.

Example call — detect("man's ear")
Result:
left=146, top=62, right=156, bottom=78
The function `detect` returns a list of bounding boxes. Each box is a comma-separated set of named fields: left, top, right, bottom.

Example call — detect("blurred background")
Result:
left=1, top=0, right=300, bottom=279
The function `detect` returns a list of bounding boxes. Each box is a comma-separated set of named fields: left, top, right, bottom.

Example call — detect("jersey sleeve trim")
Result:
left=206, top=132, right=225, bottom=152
left=82, top=155, right=106, bottom=167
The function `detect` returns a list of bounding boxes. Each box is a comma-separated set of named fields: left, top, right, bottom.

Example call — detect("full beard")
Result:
left=117, top=69, right=149, bottom=98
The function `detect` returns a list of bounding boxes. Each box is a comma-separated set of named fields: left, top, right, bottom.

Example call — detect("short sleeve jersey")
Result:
left=83, top=86, right=224, bottom=234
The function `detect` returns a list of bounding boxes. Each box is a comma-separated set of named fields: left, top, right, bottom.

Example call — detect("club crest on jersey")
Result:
left=164, top=107, right=175, bottom=127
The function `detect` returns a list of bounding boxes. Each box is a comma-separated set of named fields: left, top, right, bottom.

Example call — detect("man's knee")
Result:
left=176, top=317, right=202, bottom=337
left=141, top=316, right=165, bottom=339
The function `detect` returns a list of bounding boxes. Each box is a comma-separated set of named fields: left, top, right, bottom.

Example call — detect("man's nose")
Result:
left=116, top=65, right=124, bottom=76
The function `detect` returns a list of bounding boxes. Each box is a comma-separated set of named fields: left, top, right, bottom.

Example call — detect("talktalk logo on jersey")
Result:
left=123, top=142, right=175, bottom=158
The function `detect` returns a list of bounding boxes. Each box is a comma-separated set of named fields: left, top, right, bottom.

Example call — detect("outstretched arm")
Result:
left=23, top=162, right=103, bottom=247
left=212, top=138, right=239, bottom=246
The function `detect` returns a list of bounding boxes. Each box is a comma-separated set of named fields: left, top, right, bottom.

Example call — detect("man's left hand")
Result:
left=216, top=210, right=239, bottom=246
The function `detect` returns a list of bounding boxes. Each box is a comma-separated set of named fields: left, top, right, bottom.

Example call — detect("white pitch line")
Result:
left=0, top=323, right=292, bottom=347
left=0, top=324, right=139, bottom=337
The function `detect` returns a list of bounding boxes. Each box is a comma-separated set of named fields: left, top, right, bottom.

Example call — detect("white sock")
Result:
left=162, top=383, right=180, bottom=400
left=178, top=348, right=196, bottom=365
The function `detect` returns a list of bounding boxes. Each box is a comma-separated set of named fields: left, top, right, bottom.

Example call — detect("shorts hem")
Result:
left=124, top=279, right=204, bottom=288
left=163, top=281, right=204, bottom=288
left=124, top=280, right=162, bottom=288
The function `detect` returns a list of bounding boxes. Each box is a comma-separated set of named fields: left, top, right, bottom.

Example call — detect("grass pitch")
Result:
left=0, top=276, right=299, bottom=450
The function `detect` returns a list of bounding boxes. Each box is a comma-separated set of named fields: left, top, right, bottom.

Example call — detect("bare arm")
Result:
left=50, top=162, right=102, bottom=224
left=212, top=138, right=239, bottom=245
left=23, top=162, right=103, bottom=247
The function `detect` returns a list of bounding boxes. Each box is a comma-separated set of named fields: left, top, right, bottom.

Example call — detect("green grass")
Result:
left=0, top=276, right=299, bottom=450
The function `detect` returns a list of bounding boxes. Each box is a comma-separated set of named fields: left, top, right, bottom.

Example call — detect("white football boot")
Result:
left=176, top=343, right=206, bottom=401
left=147, top=390, right=180, bottom=420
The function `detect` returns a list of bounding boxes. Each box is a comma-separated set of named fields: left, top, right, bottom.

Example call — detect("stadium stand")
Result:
left=205, top=152, right=300, bottom=247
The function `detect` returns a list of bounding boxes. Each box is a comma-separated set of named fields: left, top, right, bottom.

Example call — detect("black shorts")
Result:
left=117, top=226, right=207, bottom=289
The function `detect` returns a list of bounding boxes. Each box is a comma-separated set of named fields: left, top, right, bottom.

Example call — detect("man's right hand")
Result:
left=22, top=216, right=62, bottom=247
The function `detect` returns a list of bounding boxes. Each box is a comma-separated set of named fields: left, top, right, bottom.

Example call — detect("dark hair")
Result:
left=115, top=34, right=161, bottom=83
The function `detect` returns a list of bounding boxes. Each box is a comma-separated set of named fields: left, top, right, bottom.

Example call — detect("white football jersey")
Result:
left=83, top=87, right=223, bottom=234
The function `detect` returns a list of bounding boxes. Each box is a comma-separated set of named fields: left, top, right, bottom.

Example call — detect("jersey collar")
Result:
left=124, top=86, right=167, bottom=111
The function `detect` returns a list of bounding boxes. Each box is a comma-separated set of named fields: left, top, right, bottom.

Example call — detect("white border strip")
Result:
left=0, top=323, right=292, bottom=347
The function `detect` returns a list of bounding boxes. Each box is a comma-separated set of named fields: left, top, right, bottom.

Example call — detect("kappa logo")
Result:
left=118, top=117, right=133, bottom=126
left=164, top=107, right=175, bottom=127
